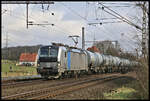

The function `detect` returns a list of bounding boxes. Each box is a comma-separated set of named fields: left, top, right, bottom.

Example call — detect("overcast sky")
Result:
left=2, top=1, right=144, bottom=52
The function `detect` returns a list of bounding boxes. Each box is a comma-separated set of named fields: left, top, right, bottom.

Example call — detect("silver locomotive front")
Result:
left=36, top=45, right=59, bottom=78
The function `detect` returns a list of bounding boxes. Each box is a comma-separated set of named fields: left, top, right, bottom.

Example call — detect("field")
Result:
left=1, top=60, right=37, bottom=77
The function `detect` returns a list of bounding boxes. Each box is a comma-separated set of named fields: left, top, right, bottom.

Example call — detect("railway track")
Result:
left=2, top=79, right=43, bottom=89
left=2, top=80, right=16, bottom=84
left=2, top=74, right=102, bottom=99
left=2, top=74, right=98, bottom=90
left=28, top=75, right=121, bottom=100
left=2, top=73, right=121, bottom=100
left=2, top=75, right=41, bottom=84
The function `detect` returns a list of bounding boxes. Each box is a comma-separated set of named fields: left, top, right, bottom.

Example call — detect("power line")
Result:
left=40, top=24, right=70, bottom=36
left=101, top=2, right=135, bottom=5
left=106, top=6, right=132, bottom=7
left=3, top=12, right=26, bottom=21
left=54, top=24, right=77, bottom=35
left=26, top=8, right=78, bottom=36
left=88, top=24, right=115, bottom=41
left=59, top=2, right=88, bottom=22
left=17, top=4, right=26, bottom=17
left=88, top=21, right=122, bottom=25
left=92, top=17, right=119, bottom=20
left=29, top=4, right=37, bottom=18
left=2, top=8, right=26, bottom=18
left=88, top=24, right=138, bottom=51
left=98, top=2, right=142, bottom=31
left=85, top=2, right=89, bottom=20
left=27, top=19, right=77, bottom=36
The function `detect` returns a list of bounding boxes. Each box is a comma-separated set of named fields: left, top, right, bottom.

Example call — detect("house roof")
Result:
left=19, top=53, right=37, bottom=62
left=87, top=46, right=100, bottom=53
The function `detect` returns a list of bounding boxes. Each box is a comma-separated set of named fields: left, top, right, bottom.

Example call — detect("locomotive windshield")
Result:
left=40, top=46, right=58, bottom=57
left=38, top=46, right=59, bottom=62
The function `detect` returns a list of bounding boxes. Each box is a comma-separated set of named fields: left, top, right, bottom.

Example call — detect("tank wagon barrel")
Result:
left=85, top=50, right=138, bottom=69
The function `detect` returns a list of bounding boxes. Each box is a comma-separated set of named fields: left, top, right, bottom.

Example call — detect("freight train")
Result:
left=36, top=43, right=139, bottom=79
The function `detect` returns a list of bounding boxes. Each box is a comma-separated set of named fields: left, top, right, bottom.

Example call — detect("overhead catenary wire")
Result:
left=25, top=15, right=75, bottom=36
left=59, top=2, right=122, bottom=46
left=2, top=4, right=81, bottom=47
left=100, top=8, right=140, bottom=30
left=98, top=2, right=142, bottom=31
left=94, top=2, right=98, bottom=20
left=17, top=4, right=26, bottom=17
left=101, top=2, right=135, bottom=5
left=3, top=11, right=26, bottom=21
left=25, top=4, right=81, bottom=36
left=119, top=35, right=137, bottom=50
left=59, top=2, right=123, bottom=43
left=59, top=2, right=89, bottom=22
left=2, top=2, right=141, bottom=51
left=85, top=2, right=89, bottom=20
left=87, top=3, right=134, bottom=46
left=40, top=25, right=73, bottom=45
left=103, top=23, right=140, bottom=49
left=88, top=22, right=139, bottom=51
left=29, top=4, right=38, bottom=18
left=88, top=24, right=115, bottom=41
left=106, top=6, right=132, bottom=7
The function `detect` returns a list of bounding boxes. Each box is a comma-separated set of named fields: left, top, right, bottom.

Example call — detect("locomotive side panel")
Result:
left=68, top=51, right=88, bottom=71
left=57, top=48, right=67, bottom=74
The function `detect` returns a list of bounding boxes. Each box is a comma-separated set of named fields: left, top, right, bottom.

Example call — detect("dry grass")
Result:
left=104, top=87, right=137, bottom=99
left=134, top=57, right=149, bottom=99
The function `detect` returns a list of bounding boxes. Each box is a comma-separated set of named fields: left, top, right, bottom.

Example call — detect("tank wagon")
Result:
left=36, top=43, right=139, bottom=79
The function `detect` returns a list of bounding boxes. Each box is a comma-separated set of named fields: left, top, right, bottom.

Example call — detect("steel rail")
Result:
left=2, top=79, right=43, bottom=89
left=28, top=75, right=120, bottom=99
left=2, top=74, right=118, bottom=100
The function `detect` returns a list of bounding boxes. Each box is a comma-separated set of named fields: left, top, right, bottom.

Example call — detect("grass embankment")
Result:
left=104, top=57, right=149, bottom=100
left=1, top=60, right=37, bottom=77
left=103, top=80, right=148, bottom=100
left=104, top=86, right=136, bottom=99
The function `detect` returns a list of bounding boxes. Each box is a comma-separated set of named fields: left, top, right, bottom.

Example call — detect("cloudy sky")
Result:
left=2, top=1, right=144, bottom=52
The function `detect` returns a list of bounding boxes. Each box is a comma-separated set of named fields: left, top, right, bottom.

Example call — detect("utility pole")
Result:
left=5, top=32, right=8, bottom=49
left=141, top=2, right=147, bottom=58
left=26, top=3, right=29, bottom=29
left=135, top=48, right=138, bottom=59
left=82, top=27, right=85, bottom=50
left=2, top=1, right=54, bottom=29
left=4, top=32, right=9, bottom=60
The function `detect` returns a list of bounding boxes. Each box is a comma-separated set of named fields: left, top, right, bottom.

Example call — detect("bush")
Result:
left=134, top=57, right=149, bottom=99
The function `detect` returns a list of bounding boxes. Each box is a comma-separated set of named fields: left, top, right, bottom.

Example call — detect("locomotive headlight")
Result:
left=37, top=60, right=40, bottom=66
left=57, top=61, right=61, bottom=66
left=58, top=63, right=60, bottom=66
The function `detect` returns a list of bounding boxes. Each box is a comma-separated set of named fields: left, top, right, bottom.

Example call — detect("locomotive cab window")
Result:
left=39, top=46, right=58, bottom=57
left=65, top=52, right=66, bottom=57
left=38, top=46, right=59, bottom=62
